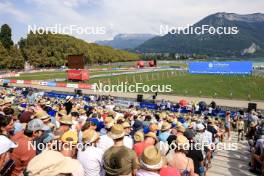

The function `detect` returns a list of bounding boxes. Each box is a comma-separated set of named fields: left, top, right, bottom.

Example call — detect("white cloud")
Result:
left=4, top=0, right=264, bottom=42
left=0, top=1, right=30, bottom=22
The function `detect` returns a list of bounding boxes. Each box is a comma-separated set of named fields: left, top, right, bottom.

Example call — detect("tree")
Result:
left=8, top=45, right=24, bottom=69
left=0, top=42, right=11, bottom=69
left=0, top=24, right=14, bottom=49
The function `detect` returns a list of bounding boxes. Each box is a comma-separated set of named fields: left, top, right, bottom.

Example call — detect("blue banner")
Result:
left=140, top=102, right=158, bottom=110
left=189, top=61, right=252, bottom=74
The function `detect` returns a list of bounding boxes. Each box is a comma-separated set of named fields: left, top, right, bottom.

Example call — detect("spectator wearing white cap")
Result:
left=0, top=135, right=17, bottom=175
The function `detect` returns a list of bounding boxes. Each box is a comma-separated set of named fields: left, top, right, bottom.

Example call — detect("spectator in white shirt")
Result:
left=97, top=118, right=114, bottom=152
left=78, top=129, right=105, bottom=176
left=123, top=122, right=133, bottom=149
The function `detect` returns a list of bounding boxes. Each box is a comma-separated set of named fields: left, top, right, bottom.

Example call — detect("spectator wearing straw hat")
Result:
left=58, top=114, right=73, bottom=133
left=97, top=117, right=114, bottom=152
left=123, top=121, right=133, bottom=149
left=136, top=146, right=166, bottom=176
left=166, top=135, right=195, bottom=176
left=159, top=122, right=171, bottom=142
left=177, top=125, right=186, bottom=136
left=134, top=130, right=144, bottom=144
left=60, top=130, right=78, bottom=158
left=103, top=124, right=138, bottom=176
left=78, top=129, right=105, bottom=176
left=26, top=150, right=84, bottom=176
left=134, top=132, right=158, bottom=157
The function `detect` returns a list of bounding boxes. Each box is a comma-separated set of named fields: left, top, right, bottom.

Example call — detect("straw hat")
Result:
left=60, top=115, right=73, bottom=125
left=191, top=116, right=198, bottom=122
left=0, top=99, right=5, bottom=106
left=208, top=118, right=214, bottom=124
left=26, top=150, right=82, bottom=176
left=52, top=105, right=60, bottom=111
left=176, top=135, right=189, bottom=150
left=122, top=122, right=131, bottom=129
left=58, top=110, right=67, bottom=116
left=134, top=131, right=144, bottom=142
left=149, top=123, right=159, bottom=132
left=108, top=124, right=125, bottom=139
left=177, top=125, right=185, bottom=133
left=61, top=131, right=78, bottom=145
left=161, top=122, right=171, bottom=132
left=82, top=129, right=100, bottom=144
left=145, top=132, right=158, bottom=142
left=160, top=112, right=167, bottom=120
left=79, top=109, right=86, bottom=115
left=4, top=97, right=13, bottom=104
left=35, top=111, right=50, bottom=121
left=140, top=146, right=164, bottom=170
left=104, top=117, right=114, bottom=129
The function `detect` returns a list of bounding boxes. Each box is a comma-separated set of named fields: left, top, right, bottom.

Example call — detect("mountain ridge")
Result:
left=136, top=12, right=264, bottom=57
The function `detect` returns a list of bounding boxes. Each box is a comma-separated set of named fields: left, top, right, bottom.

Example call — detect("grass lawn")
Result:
left=87, top=71, right=264, bottom=101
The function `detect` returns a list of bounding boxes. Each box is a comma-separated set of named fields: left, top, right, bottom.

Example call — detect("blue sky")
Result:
left=0, top=0, right=263, bottom=43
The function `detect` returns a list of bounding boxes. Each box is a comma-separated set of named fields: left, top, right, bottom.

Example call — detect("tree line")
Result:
left=0, top=24, right=139, bottom=69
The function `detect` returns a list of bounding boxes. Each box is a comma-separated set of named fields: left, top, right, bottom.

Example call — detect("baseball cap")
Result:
left=0, top=135, right=18, bottom=155
left=27, top=119, right=46, bottom=131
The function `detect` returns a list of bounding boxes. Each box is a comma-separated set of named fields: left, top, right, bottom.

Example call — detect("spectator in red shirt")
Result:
left=11, top=119, right=46, bottom=176
left=133, top=132, right=158, bottom=157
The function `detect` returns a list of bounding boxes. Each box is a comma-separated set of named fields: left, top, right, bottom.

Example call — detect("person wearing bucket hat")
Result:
left=159, top=122, right=171, bottom=142
left=103, top=124, right=138, bottom=176
left=123, top=121, right=133, bottom=149
left=166, top=135, right=195, bottom=176
left=207, top=118, right=218, bottom=143
left=56, top=114, right=73, bottom=134
left=136, top=146, right=165, bottom=176
left=77, top=129, right=105, bottom=176
left=134, top=130, right=144, bottom=143
left=26, top=150, right=84, bottom=176
left=149, top=123, right=159, bottom=133
left=60, top=130, right=78, bottom=158
left=134, top=132, right=158, bottom=157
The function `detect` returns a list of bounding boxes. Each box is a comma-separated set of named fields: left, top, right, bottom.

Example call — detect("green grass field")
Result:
left=86, top=71, right=264, bottom=100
